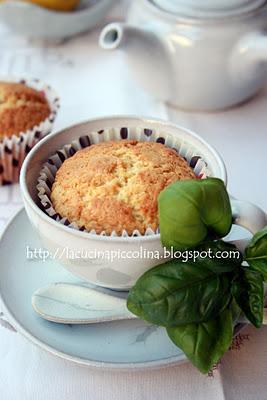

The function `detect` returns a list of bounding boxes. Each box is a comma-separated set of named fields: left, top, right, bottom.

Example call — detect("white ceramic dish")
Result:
left=0, top=209, right=188, bottom=370
left=0, top=208, right=247, bottom=370
left=0, top=0, right=114, bottom=40
left=20, top=116, right=267, bottom=290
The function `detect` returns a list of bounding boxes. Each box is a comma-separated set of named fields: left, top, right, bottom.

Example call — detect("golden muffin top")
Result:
left=51, top=140, right=196, bottom=235
left=0, top=81, right=51, bottom=138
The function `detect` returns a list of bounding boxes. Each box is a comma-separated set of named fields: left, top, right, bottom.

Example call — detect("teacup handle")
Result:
left=231, top=197, right=267, bottom=235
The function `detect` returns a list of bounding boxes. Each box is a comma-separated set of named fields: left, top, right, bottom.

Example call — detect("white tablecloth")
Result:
left=0, top=2, right=267, bottom=399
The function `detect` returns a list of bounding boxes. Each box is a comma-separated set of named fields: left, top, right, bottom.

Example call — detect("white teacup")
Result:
left=20, top=116, right=267, bottom=290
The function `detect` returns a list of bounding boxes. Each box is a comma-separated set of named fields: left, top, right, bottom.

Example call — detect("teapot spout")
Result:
left=99, top=23, right=172, bottom=102
left=99, top=23, right=127, bottom=50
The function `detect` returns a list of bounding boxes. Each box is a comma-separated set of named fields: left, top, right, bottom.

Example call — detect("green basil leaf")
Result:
left=158, top=178, right=232, bottom=250
left=230, top=298, right=242, bottom=325
left=127, top=259, right=232, bottom=327
left=193, top=240, right=242, bottom=273
left=167, top=308, right=233, bottom=374
left=245, top=227, right=267, bottom=281
left=232, top=268, right=264, bottom=328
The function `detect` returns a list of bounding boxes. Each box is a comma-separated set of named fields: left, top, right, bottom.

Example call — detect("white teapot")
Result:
left=99, top=0, right=267, bottom=111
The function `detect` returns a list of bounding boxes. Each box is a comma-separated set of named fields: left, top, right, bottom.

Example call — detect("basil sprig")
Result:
left=127, top=179, right=267, bottom=374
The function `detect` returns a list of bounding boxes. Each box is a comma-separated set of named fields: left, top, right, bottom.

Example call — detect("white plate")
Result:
left=0, top=209, right=188, bottom=370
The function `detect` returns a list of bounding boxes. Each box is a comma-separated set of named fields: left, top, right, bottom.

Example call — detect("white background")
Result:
left=0, top=1, right=267, bottom=399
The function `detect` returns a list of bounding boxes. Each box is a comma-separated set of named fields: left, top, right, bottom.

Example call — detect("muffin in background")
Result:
left=0, top=78, right=59, bottom=185
left=0, top=82, right=51, bottom=139
left=51, top=140, right=196, bottom=235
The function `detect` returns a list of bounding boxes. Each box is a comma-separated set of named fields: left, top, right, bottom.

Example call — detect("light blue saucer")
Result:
left=0, top=209, right=186, bottom=370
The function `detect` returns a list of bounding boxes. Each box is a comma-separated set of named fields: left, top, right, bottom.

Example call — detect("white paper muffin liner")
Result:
left=37, top=126, right=211, bottom=237
left=0, top=77, right=60, bottom=185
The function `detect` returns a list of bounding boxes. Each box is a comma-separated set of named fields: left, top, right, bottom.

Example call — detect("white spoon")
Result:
left=32, top=283, right=267, bottom=325
left=32, top=283, right=137, bottom=324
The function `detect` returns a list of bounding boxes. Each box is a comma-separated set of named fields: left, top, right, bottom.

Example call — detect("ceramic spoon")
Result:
left=32, top=283, right=267, bottom=325
left=32, top=283, right=137, bottom=324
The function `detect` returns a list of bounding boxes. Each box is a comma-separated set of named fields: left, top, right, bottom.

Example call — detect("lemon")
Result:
left=21, top=0, right=80, bottom=11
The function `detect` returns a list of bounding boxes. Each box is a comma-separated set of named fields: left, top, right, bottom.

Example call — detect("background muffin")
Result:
left=0, top=78, right=59, bottom=185
left=0, top=81, right=51, bottom=139
left=51, top=140, right=196, bottom=235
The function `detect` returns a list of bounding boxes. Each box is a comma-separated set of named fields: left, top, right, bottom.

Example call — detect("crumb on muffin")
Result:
left=0, top=82, right=51, bottom=138
left=51, top=140, right=196, bottom=235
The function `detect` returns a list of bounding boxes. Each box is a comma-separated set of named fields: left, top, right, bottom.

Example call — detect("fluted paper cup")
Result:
left=0, top=76, right=60, bottom=185
left=37, top=125, right=210, bottom=237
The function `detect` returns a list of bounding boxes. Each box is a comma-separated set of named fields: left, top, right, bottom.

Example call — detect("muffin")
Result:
left=0, top=78, right=59, bottom=185
left=51, top=140, right=196, bottom=235
left=0, top=81, right=50, bottom=139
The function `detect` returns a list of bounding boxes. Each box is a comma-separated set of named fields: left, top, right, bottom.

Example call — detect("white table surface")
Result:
left=0, top=1, right=267, bottom=399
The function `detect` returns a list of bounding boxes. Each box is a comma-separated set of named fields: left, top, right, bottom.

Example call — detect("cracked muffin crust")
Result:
left=0, top=81, right=51, bottom=138
left=51, top=140, right=196, bottom=235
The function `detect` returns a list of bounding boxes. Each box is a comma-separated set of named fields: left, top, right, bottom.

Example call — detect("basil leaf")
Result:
left=194, top=240, right=242, bottom=273
left=245, top=227, right=267, bottom=281
left=230, top=298, right=242, bottom=325
left=158, top=178, right=232, bottom=250
left=127, top=259, right=232, bottom=327
left=232, top=268, right=264, bottom=328
left=167, top=308, right=233, bottom=374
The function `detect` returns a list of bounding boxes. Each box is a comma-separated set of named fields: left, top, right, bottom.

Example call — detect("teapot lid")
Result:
left=152, top=0, right=266, bottom=18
